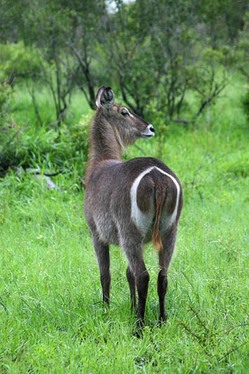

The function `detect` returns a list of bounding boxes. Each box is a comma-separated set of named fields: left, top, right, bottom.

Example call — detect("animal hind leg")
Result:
left=123, top=244, right=149, bottom=329
left=126, top=266, right=136, bottom=311
left=93, top=236, right=111, bottom=304
left=157, top=227, right=177, bottom=325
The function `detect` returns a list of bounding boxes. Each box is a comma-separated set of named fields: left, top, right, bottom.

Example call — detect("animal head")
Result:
left=95, top=86, right=155, bottom=145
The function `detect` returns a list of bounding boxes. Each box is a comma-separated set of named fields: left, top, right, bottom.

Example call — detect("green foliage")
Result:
left=0, top=113, right=91, bottom=177
left=0, top=0, right=248, bottom=177
left=1, top=0, right=248, bottom=126
left=235, top=12, right=249, bottom=82
left=0, top=80, right=14, bottom=175
left=0, top=42, right=42, bottom=83
left=104, top=0, right=230, bottom=124
left=241, top=89, right=249, bottom=121
left=0, top=81, right=12, bottom=123
left=235, top=12, right=249, bottom=123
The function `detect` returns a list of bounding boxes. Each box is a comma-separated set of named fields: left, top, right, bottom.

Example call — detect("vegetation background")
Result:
left=0, top=0, right=248, bottom=372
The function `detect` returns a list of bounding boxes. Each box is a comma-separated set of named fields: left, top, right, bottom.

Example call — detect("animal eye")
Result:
left=121, top=108, right=129, bottom=116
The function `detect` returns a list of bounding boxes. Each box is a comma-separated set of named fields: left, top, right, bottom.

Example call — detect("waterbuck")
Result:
left=84, top=86, right=183, bottom=330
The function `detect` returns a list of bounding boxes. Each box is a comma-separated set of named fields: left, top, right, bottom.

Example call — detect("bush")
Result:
left=0, top=42, right=42, bottom=84
left=241, top=89, right=249, bottom=120
left=0, top=80, right=12, bottom=124
left=0, top=114, right=91, bottom=178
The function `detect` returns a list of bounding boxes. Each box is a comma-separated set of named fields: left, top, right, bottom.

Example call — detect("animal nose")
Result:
left=142, top=124, right=155, bottom=137
left=149, top=125, right=155, bottom=133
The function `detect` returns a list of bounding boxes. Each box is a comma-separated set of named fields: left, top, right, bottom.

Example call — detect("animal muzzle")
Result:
left=141, top=124, right=155, bottom=137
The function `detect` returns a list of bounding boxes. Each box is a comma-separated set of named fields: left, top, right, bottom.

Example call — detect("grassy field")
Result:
left=0, top=79, right=249, bottom=373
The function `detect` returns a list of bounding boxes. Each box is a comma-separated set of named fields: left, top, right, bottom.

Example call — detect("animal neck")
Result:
left=88, top=115, right=123, bottom=168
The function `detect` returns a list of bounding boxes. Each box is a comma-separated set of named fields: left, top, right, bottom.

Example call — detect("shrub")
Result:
left=0, top=113, right=91, bottom=178
left=241, top=89, right=249, bottom=120
left=0, top=42, right=42, bottom=84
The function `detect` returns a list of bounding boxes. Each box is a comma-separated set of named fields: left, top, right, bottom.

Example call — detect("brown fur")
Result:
left=84, top=86, right=183, bottom=331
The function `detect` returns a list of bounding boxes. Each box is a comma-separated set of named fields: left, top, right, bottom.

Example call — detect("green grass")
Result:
left=0, top=78, right=249, bottom=373
left=10, top=83, right=89, bottom=128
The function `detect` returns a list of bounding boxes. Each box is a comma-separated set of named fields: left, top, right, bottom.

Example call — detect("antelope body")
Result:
left=84, top=86, right=183, bottom=330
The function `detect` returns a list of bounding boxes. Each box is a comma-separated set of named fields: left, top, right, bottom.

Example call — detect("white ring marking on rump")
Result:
left=130, top=166, right=180, bottom=235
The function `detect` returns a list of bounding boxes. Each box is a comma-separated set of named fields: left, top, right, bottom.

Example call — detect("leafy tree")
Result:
left=192, top=0, right=249, bottom=46
left=0, top=42, right=42, bottom=87
left=64, top=0, right=108, bottom=109
left=105, top=0, right=227, bottom=125
left=1, top=0, right=248, bottom=129
left=1, top=0, right=108, bottom=125
left=103, top=1, right=154, bottom=115
left=236, top=12, right=249, bottom=120
left=0, top=0, right=26, bottom=43
left=20, top=0, right=77, bottom=126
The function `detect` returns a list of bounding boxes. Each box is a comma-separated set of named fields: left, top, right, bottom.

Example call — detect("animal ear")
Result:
left=95, top=86, right=114, bottom=109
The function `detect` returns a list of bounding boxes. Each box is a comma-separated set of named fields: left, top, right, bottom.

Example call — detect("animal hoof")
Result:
left=133, top=318, right=145, bottom=338
left=157, top=314, right=167, bottom=327
left=133, top=328, right=143, bottom=338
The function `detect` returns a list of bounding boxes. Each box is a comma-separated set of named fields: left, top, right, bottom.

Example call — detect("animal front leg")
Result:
left=93, top=237, right=111, bottom=304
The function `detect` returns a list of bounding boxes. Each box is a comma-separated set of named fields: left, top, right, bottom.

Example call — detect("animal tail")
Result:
left=152, top=186, right=165, bottom=252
